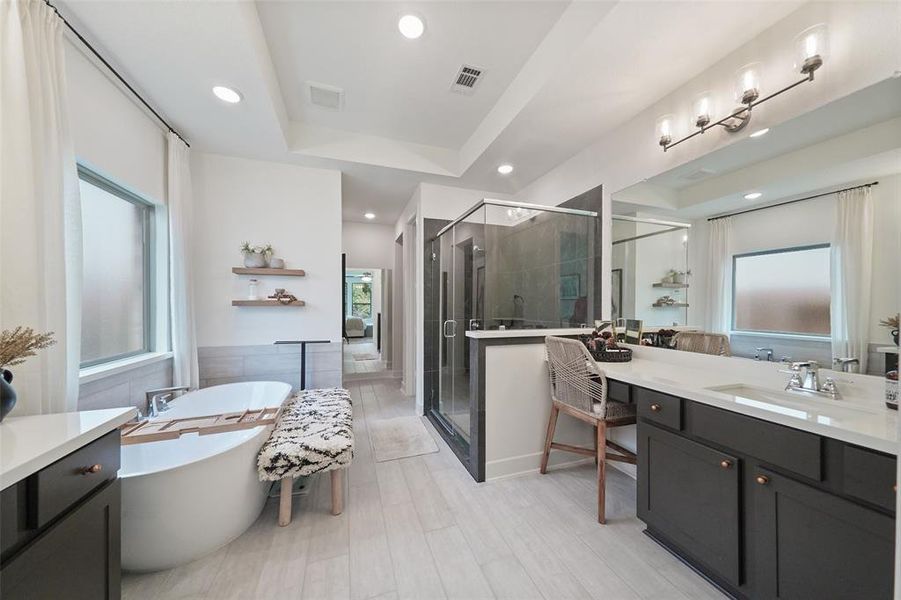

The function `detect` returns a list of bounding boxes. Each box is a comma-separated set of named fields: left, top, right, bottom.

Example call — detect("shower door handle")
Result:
left=443, top=320, right=457, bottom=338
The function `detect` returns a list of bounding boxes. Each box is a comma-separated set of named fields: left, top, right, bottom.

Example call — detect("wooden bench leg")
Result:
left=331, top=469, right=344, bottom=516
left=279, top=476, right=293, bottom=527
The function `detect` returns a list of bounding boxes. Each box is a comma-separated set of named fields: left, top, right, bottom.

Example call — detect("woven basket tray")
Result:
left=589, top=347, right=633, bottom=363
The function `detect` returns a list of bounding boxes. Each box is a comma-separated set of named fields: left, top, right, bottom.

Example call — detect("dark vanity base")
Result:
left=644, top=528, right=741, bottom=600
left=628, top=382, right=896, bottom=600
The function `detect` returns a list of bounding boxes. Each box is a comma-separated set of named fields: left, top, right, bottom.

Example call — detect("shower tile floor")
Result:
left=123, top=378, right=725, bottom=600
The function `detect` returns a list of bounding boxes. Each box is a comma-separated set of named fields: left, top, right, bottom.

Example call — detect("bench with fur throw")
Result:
left=257, top=388, right=354, bottom=525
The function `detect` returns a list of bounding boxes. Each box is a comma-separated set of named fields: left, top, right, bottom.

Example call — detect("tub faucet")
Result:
left=145, top=386, right=191, bottom=418
left=755, top=347, right=774, bottom=361
left=832, top=357, right=860, bottom=373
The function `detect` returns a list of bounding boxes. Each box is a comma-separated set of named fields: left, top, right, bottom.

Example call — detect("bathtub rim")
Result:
left=120, top=380, right=292, bottom=479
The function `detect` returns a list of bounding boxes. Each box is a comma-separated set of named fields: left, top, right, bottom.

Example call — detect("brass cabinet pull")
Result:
left=720, top=460, right=733, bottom=469
left=755, top=475, right=769, bottom=485
left=650, top=404, right=662, bottom=412
left=81, top=464, right=102, bottom=475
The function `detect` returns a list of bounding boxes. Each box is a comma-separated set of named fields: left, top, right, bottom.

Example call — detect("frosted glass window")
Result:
left=79, top=173, right=152, bottom=366
left=732, top=245, right=830, bottom=336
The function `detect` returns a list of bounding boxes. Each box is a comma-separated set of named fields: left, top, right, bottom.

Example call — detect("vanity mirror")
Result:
left=611, top=77, right=901, bottom=377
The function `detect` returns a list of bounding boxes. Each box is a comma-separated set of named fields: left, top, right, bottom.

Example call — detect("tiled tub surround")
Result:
left=78, top=356, right=173, bottom=412
left=198, top=342, right=342, bottom=391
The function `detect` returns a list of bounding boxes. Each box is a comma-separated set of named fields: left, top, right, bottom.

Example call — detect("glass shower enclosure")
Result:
left=426, top=199, right=599, bottom=475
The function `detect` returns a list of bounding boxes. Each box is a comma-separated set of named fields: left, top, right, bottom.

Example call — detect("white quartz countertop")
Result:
left=466, top=328, right=590, bottom=339
left=0, top=407, right=136, bottom=489
left=598, top=347, right=897, bottom=455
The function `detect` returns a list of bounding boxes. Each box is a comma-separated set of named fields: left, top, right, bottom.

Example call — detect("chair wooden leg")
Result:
left=593, top=424, right=599, bottom=465
left=331, top=469, right=344, bottom=516
left=540, top=403, right=560, bottom=474
left=278, top=476, right=293, bottom=527
left=597, top=421, right=607, bottom=524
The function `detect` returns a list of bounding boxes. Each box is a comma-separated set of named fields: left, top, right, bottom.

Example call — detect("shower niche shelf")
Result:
left=232, top=267, right=306, bottom=276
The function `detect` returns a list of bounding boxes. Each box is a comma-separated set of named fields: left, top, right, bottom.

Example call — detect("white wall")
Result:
left=191, top=152, right=342, bottom=346
left=343, top=221, right=396, bottom=270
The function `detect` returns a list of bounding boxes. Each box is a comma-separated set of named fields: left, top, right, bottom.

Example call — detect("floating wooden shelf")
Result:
left=232, top=300, right=305, bottom=307
left=651, top=302, right=689, bottom=308
left=652, top=282, right=689, bottom=289
left=232, top=267, right=306, bottom=276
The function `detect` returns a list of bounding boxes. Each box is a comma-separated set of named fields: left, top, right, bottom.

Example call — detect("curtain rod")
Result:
left=44, top=0, right=190, bottom=148
left=707, top=181, right=879, bottom=222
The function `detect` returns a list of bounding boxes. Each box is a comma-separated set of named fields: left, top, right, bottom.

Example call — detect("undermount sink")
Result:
left=704, top=384, right=879, bottom=421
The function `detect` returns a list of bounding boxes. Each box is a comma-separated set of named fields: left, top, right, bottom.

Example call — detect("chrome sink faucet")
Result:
left=144, top=385, right=191, bottom=419
left=755, top=347, right=774, bottom=361
left=782, top=361, right=840, bottom=399
left=832, top=357, right=860, bottom=373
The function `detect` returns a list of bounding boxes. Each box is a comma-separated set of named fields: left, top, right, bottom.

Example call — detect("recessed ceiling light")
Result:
left=744, top=192, right=763, bottom=200
left=212, top=86, right=242, bottom=104
left=749, top=128, right=770, bottom=138
left=398, top=15, right=424, bottom=39
left=364, top=212, right=376, bottom=220
left=497, top=164, right=514, bottom=175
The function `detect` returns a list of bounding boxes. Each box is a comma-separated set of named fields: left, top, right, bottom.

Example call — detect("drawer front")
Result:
left=843, top=446, right=896, bottom=512
left=636, top=387, right=682, bottom=430
left=692, top=403, right=822, bottom=481
left=607, top=379, right=632, bottom=404
left=35, top=430, right=120, bottom=527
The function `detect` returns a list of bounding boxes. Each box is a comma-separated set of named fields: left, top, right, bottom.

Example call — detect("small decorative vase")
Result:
left=243, top=252, right=267, bottom=268
left=269, top=257, right=285, bottom=269
left=673, top=272, right=686, bottom=284
left=661, top=274, right=674, bottom=284
left=1, top=369, right=16, bottom=422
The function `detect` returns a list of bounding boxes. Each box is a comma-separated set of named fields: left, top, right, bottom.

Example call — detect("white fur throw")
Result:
left=257, top=388, right=354, bottom=481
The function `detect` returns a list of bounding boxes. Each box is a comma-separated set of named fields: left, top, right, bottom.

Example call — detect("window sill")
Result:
left=730, top=331, right=830, bottom=343
left=79, top=351, right=173, bottom=384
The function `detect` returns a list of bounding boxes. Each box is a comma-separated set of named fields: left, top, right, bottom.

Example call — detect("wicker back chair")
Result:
left=672, top=332, right=732, bottom=356
left=542, top=336, right=637, bottom=523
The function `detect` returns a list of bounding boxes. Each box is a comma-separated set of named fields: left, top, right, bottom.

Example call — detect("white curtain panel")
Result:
left=704, top=217, right=732, bottom=334
left=167, top=132, right=199, bottom=389
left=831, top=187, right=874, bottom=373
left=0, top=0, right=82, bottom=414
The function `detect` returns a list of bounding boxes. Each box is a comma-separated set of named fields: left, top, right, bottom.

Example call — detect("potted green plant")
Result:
left=240, top=242, right=273, bottom=268
left=0, top=327, right=56, bottom=421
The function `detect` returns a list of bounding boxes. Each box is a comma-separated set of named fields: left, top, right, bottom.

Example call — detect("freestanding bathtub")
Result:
left=120, top=381, right=292, bottom=572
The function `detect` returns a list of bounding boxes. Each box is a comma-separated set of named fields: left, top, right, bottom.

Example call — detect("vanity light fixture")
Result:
left=657, top=24, right=827, bottom=153
left=749, top=128, right=770, bottom=138
left=364, top=212, right=376, bottom=220
left=744, top=192, right=763, bottom=200
left=212, top=85, right=242, bottom=104
left=497, top=164, right=514, bottom=175
left=398, top=14, right=425, bottom=39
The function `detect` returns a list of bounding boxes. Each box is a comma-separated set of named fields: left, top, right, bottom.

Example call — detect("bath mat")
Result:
left=368, top=416, right=439, bottom=462
left=354, top=353, right=380, bottom=361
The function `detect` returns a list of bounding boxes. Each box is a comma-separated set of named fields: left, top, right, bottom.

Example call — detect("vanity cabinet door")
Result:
left=753, top=467, right=894, bottom=600
left=638, top=422, right=741, bottom=587
left=0, top=479, right=121, bottom=600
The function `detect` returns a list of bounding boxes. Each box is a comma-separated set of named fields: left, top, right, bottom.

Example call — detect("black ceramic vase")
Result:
left=893, top=329, right=899, bottom=346
left=1, top=369, right=16, bottom=422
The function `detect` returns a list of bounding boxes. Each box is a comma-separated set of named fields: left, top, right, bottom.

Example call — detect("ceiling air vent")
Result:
left=306, top=81, right=344, bottom=110
left=450, top=64, right=484, bottom=95
left=681, top=168, right=716, bottom=182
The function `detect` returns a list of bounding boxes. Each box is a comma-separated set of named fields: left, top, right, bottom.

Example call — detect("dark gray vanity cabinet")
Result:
left=632, top=385, right=896, bottom=600
left=637, top=423, right=741, bottom=587
left=753, top=467, right=894, bottom=599
left=0, top=430, right=122, bottom=600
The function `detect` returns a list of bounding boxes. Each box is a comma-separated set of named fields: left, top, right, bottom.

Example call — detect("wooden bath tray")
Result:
left=120, top=406, right=282, bottom=445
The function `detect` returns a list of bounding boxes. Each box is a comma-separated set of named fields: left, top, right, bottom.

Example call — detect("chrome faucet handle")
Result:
left=755, top=347, right=774, bottom=361
left=821, top=377, right=841, bottom=399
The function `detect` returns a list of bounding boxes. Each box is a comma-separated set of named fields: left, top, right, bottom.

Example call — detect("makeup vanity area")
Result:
left=461, top=75, right=901, bottom=598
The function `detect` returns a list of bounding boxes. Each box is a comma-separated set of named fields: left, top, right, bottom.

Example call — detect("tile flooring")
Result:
left=123, top=378, right=725, bottom=600
left=343, top=339, right=390, bottom=377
